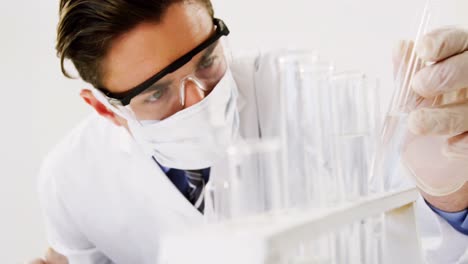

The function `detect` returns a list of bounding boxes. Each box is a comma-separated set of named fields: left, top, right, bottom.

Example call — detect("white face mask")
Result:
left=124, top=69, right=240, bottom=170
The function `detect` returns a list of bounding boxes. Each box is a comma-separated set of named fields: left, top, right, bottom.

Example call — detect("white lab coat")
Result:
left=38, top=53, right=467, bottom=264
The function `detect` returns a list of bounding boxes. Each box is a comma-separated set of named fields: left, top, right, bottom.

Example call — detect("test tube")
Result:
left=296, top=59, right=340, bottom=264
left=276, top=51, right=323, bottom=209
left=285, top=234, right=335, bottom=264
left=226, top=138, right=284, bottom=219
left=366, top=78, right=383, bottom=175
left=284, top=217, right=384, bottom=264
left=328, top=73, right=380, bottom=264
left=370, top=3, right=429, bottom=193
left=297, top=60, right=338, bottom=207
left=329, top=72, right=373, bottom=202
left=204, top=171, right=234, bottom=222
left=276, top=52, right=337, bottom=263
left=362, top=214, right=384, bottom=264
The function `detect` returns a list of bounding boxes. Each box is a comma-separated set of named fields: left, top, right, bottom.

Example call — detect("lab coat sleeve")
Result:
left=38, top=156, right=113, bottom=264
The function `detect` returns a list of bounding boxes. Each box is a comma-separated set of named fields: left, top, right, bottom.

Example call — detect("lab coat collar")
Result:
left=116, top=124, right=135, bottom=155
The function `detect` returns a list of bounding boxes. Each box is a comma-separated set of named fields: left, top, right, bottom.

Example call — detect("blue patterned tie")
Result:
left=152, top=157, right=208, bottom=214
left=186, top=170, right=206, bottom=213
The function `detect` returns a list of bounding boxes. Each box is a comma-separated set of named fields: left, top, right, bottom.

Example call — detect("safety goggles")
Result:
left=97, top=18, right=230, bottom=121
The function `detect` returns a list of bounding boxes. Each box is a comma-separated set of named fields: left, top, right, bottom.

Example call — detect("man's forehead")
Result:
left=101, top=2, right=213, bottom=93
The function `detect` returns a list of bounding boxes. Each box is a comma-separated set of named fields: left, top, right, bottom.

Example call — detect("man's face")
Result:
left=100, top=2, right=218, bottom=121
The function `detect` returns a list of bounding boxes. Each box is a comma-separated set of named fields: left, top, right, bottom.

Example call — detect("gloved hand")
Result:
left=401, top=27, right=468, bottom=209
left=409, top=27, right=468, bottom=137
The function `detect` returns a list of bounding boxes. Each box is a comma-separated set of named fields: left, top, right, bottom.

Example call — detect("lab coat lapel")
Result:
left=127, top=142, right=204, bottom=224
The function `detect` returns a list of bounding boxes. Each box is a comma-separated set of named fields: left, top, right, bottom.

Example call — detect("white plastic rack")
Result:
left=159, top=187, right=423, bottom=264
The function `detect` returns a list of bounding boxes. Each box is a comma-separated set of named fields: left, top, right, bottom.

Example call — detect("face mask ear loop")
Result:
left=179, top=75, right=207, bottom=107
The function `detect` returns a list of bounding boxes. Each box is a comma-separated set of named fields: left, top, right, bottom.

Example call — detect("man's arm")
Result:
left=34, top=153, right=112, bottom=264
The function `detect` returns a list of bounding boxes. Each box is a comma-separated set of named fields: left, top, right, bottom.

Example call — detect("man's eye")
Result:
left=145, top=88, right=165, bottom=103
left=199, top=56, right=217, bottom=69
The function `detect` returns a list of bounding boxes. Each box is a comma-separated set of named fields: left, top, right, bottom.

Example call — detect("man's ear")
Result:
left=80, top=89, right=124, bottom=127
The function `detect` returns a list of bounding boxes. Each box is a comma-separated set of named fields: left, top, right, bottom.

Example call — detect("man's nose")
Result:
left=182, top=78, right=206, bottom=109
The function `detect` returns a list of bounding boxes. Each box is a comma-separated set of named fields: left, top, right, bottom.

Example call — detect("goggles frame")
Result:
left=99, top=18, right=230, bottom=106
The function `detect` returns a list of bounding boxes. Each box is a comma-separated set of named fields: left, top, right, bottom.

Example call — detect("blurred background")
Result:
left=0, top=0, right=453, bottom=262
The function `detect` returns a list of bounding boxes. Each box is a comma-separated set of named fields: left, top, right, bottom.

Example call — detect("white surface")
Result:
left=3, top=0, right=467, bottom=262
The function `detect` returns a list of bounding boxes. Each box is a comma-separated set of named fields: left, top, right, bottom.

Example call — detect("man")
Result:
left=32, top=0, right=467, bottom=263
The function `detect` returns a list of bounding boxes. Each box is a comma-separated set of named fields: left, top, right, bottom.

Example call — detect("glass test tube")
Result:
left=370, top=0, right=433, bottom=193
left=284, top=215, right=385, bottom=264
left=226, top=138, right=284, bottom=219
left=285, top=233, right=335, bottom=264
left=298, top=61, right=338, bottom=207
left=203, top=69, right=242, bottom=222
left=276, top=52, right=337, bottom=264
left=330, top=72, right=373, bottom=202
left=362, top=214, right=384, bottom=264
left=204, top=172, right=234, bottom=222
left=329, top=73, right=383, bottom=264
left=276, top=51, right=322, bottom=209
left=295, top=60, right=338, bottom=264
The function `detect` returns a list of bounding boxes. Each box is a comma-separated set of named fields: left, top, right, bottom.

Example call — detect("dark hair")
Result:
left=56, top=0, right=214, bottom=88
